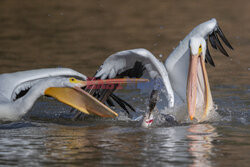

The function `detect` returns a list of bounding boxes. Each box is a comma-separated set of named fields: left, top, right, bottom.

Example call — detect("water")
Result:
left=0, top=0, right=249, bottom=166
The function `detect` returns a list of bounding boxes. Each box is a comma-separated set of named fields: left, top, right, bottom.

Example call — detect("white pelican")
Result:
left=0, top=68, right=147, bottom=121
left=94, top=18, right=233, bottom=126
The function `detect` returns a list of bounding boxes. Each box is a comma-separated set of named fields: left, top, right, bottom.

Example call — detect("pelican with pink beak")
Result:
left=187, top=37, right=213, bottom=121
left=94, top=18, right=233, bottom=127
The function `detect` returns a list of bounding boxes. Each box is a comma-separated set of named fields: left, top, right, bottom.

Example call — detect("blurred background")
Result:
left=0, top=0, right=249, bottom=86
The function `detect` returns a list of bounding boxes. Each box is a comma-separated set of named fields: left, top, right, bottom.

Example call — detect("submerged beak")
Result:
left=44, top=78, right=148, bottom=118
left=187, top=51, right=211, bottom=121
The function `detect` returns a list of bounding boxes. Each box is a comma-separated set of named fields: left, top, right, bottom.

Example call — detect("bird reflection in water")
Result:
left=43, top=124, right=145, bottom=165
left=187, top=124, right=218, bottom=167
left=43, top=123, right=218, bottom=166
left=44, top=125, right=104, bottom=162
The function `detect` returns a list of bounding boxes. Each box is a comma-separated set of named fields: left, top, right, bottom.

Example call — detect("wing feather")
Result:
left=95, top=48, right=174, bottom=108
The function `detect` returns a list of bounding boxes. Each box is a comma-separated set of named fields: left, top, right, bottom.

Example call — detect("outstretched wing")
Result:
left=88, top=49, right=174, bottom=114
left=96, top=49, right=170, bottom=82
left=166, top=18, right=233, bottom=71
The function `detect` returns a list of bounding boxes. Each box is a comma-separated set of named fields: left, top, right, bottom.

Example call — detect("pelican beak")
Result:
left=45, top=87, right=118, bottom=117
left=187, top=48, right=212, bottom=121
left=44, top=78, right=148, bottom=118
left=187, top=53, right=199, bottom=120
left=82, top=78, right=149, bottom=87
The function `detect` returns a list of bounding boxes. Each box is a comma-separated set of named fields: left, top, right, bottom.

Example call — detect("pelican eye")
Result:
left=69, top=77, right=78, bottom=83
left=198, top=44, right=202, bottom=55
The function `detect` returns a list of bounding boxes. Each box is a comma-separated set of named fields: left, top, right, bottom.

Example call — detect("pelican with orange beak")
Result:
left=0, top=68, right=148, bottom=121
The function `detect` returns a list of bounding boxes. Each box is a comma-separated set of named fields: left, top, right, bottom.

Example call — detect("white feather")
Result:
left=95, top=48, right=174, bottom=108
left=0, top=68, right=87, bottom=121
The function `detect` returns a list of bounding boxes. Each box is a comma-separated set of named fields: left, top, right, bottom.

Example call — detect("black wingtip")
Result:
left=217, top=26, right=234, bottom=50
left=205, top=42, right=215, bottom=67
left=209, top=34, right=217, bottom=50
left=212, top=31, right=230, bottom=57
left=106, top=98, right=115, bottom=107
left=109, top=93, right=137, bottom=115
left=110, top=94, right=136, bottom=112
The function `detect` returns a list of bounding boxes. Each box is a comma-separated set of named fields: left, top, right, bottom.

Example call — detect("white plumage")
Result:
left=0, top=68, right=86, bottom=121
left=96, top=49, right=174, bottom=108
left=95, top=18, right=233, bottom=124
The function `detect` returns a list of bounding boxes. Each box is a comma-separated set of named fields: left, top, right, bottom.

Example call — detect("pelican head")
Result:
left=2, top=76, right=127, bottom=121
left=10, top=77, right=88, bottom=101
left=44, top=77, right=85, bottom=90
left=42, top=77, right=118, bottom=117
left=0, top=77, right=94, bottom=121
left=187, top=37, right=213, bottom=121
left=43, top=77, right=88, bottom=94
